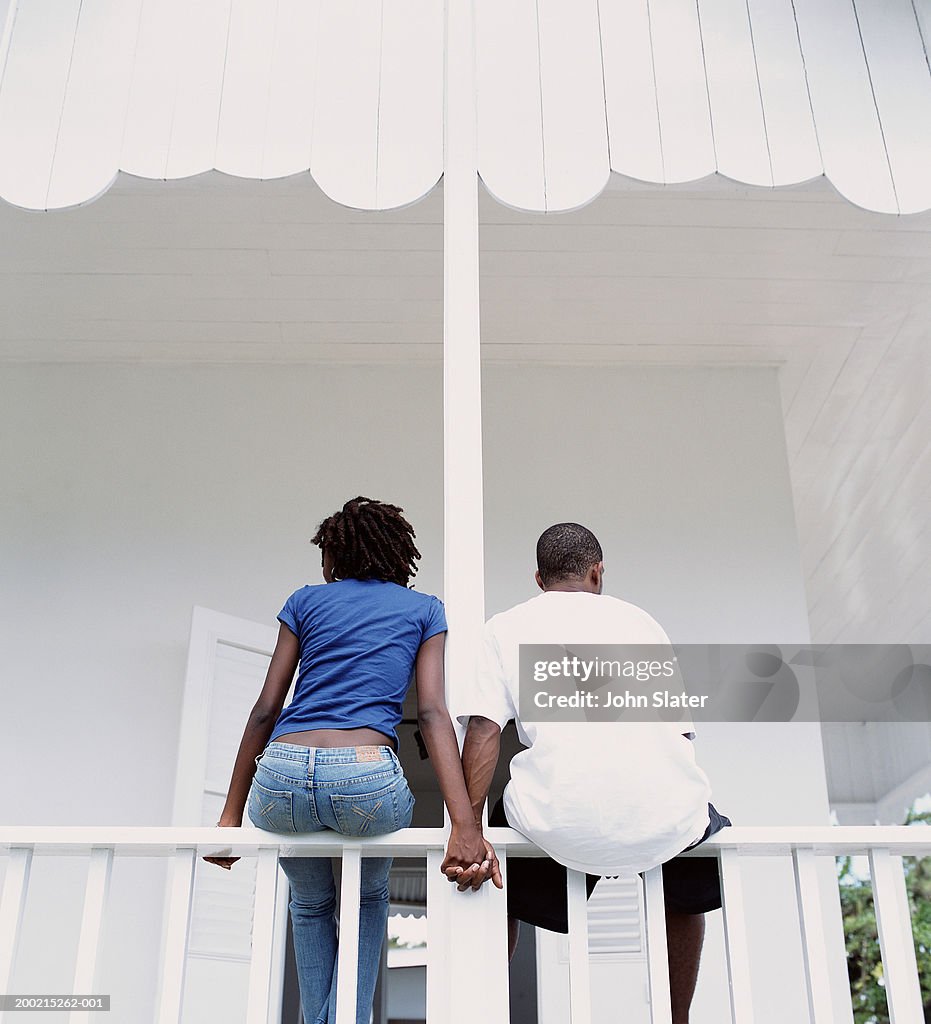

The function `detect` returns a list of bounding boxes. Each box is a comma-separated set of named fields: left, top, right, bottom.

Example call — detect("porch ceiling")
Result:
left=1, top=171, right=929, bottom=644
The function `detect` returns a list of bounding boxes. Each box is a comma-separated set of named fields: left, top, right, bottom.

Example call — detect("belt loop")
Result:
left=307, top=746, right=316, bottom=782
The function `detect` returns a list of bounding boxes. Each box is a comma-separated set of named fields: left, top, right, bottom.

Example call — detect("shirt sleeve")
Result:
left=277, top=590, right=301, bottom=638
left=453, top=620, right=516, bottom=729
left=656, top=622, right=695, bottom=739
left=421, top=596, right=448, bottom=643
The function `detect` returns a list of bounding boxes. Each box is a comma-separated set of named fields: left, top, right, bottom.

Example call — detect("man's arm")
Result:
left=462, top=715, right=502, bottom=826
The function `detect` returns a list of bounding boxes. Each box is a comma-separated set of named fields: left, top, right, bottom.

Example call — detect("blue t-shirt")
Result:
left=269, top=578, right=447, bottom=749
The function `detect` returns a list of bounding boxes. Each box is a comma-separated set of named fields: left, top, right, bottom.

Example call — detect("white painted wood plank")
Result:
left=445, top=8, right=511, bottom=1022
left=121, top=0, right=185, bottom=178
left=916, top=1, right=931, bottom=85
left=792, top=848, right=836, bottom=1024
left=375, top=0, right=442, bottom=209
left=310, top=0, right=381, bottom=208
left=854, top=0, right=931, bottom=215
left=2, top=824, right=931, bottom=856
left=475, top=0, right=545, bottom=209
left=246, top=847, right=281, bottom=1024
left=215, top=0, right=278, bottom=178
left=0, top=0, right=82, bottom=209
left=803, top=387, right=931, bottom=613
left=445, top=0, right=486, bottom=729
left=869, top=848, right=924, bottom=1024
left=698, top=0, right=771, bottom=186
left=335, top=846, right=362, bottom=1024
left=783, top=340, right=851, bottom=458
left=0, top=848, right=32, bottom=996
left=566, top=869, right=592, bottom=1024
left=806, top=451, right=931, bottom=631
left=259, top=0, right=319, bottom=180
left=719, top=848, right=754, bottom=1024
left=642, top=866, right=672, bottom=1024
left=69, top=848, right=114, bottom=1024
left=425, top=849, right=451, bottom=1024
left=0, top=0, right=15, bottom=86
left=747, top=0, right=821, bottom=184
left=155, top=848, right=196, bottom=1024
left=162, top=0, right=232, bottom=179
left=536, top=0, right=608, bottom=210
left=266, top=869, right=290, bottom=1024
left=46, top=0, right=142, bottom=210
left=649, top=0, right=716, bottom=183
left=598, top=0, right=663, bottom=182
left=793, top=0, right=897, bottom=213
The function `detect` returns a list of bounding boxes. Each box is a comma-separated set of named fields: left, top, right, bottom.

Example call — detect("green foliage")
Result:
left=838, top=808, right=931, bottom=1024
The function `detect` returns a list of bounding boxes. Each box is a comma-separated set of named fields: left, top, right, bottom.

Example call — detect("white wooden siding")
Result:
left=1, top=0, right=931, bottom=211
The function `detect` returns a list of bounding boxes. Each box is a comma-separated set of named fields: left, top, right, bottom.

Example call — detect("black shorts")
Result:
left=488, top=797, right=731, bottom=933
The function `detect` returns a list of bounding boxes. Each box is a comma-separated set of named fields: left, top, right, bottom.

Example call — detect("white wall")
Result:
left=1, top=362, right=841, bottom=1022
left=482, top=364, right=845, bottom=1024
left=0, top=362, right=443, bottom=1023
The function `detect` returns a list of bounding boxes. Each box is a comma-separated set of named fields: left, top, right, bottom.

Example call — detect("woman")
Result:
left=206, top=497, right=494, bottom=1024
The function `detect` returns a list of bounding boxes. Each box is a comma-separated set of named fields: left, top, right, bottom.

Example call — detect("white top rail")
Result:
left=1, top=825, right=930, bottom=858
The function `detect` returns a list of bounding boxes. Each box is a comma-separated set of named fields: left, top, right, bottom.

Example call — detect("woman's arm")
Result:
left=205, top=623, right=299, bottom=868
left=415, top=633, right=502, bottom=888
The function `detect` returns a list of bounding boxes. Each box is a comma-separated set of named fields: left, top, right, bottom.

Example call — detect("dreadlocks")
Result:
left=311, top=497, right=422, bottom=587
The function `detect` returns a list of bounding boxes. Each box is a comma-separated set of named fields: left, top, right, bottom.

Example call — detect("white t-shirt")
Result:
left=455, top=591, right=713, bottom=875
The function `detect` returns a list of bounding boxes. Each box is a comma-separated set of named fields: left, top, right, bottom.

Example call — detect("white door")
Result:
left=166, top=606, right=292, bottom=1024
left=536, top=876, right=650, bottom=1024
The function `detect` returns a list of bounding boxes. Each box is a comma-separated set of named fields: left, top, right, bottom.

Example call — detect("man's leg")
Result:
left=665, top=909, right=705, bottom=1024
left=661, top=803, right=731, bottom=1022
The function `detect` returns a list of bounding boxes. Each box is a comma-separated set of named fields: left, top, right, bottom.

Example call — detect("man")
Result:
left=451, top=523, right=730, bottom=1024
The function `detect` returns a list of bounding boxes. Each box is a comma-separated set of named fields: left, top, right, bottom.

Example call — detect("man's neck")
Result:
left=542, top=582, right=598, bottom=595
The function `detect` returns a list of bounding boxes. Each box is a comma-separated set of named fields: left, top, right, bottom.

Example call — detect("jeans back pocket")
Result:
left=248, top=778, right=296, bottom=833
left=329, top=778, right=410, bottom=837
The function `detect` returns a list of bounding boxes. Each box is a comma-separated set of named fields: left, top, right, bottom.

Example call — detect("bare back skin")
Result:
left=276, top=727, right=394, bottom=748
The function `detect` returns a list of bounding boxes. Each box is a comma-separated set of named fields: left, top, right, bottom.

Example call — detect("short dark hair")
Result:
left=536, top=523, right=603, bottom=586
left=311, top=496, right=421, bottom=587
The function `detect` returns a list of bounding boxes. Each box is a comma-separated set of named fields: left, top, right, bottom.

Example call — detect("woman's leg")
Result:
left=278, top=855, right=339, bottom=1024
left=320, top=855, right=393, bottom=1024
left=247, top=750, right=337, bottom=1023
left=313, top=750, right=415, bottom=1023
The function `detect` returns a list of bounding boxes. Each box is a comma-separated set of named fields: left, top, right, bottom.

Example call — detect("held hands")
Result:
left=203, top=815, right=242, bottom=871
left=440, top=823, right=504, bottom=892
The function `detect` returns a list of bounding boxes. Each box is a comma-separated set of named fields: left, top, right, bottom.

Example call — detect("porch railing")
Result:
left=1, top=826, right=929, bottom=1024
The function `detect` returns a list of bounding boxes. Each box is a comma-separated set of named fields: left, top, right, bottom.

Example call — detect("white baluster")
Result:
left=266, top=864, right=290, bottom=1024
left=719, top=848, right=755, bottom=1024
left=425, top=848, right=451, bottom=1024
left=0, top=847, right=33, bottom=1013
left=155, top=848, right=196, bottom=1024
left=792, top=847, right=835, bottom=1024
left=69, top=848, right=113, bottom=1024
left=335, top=845, right=362, bottom=1024
left=246, top=847, right=281, bottom=1023
left=566, top=869, right=592, bottom=1024
left=643, top=865, right=672, bottom=1024
left=869, top=847, right=923, bottom=1024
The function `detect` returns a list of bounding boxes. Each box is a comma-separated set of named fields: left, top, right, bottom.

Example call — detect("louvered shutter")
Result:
left=556, top=875, right=645, bottom=962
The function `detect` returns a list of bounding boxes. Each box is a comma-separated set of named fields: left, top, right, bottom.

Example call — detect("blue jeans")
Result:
left=247, top=743, right=415, bottom=1024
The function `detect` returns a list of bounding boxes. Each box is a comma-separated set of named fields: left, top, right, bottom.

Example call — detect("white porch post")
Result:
left=442, top=3, right=483, bottom=636
left=426, top=0, right=510, bottom=1021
